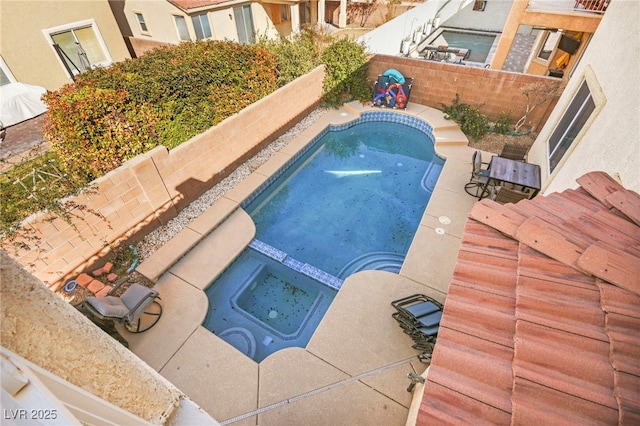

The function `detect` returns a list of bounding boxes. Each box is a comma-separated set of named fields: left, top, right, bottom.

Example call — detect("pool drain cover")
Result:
left=268, top=310, right=278, bottom=319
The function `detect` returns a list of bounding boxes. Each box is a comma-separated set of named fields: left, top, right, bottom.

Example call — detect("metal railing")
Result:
left=527, top=0, right=609, bottom=15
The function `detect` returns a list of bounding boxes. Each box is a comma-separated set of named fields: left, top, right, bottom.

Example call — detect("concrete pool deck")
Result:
left=126, top=102, right=485, bottom=425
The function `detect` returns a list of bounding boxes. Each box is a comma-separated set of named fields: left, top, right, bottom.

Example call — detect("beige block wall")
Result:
left=368, top=54, right=562, bottom=131
left=128, top=36, right=172, bottom=57
left=0, top=251, right=182, bottom=423
left=2, top=66, right=325, bottom=290
left=0, top=0, right=131, bottom=90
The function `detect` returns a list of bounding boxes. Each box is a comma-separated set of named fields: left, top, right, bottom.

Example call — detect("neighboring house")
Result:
left=0, top=0, right=131, bottom=91
left=491, top=0, right=607, bottom=79
left=364, top=0, right=607, bottom=81
left=115, top=0, right=341, bottom=57
left=359, top=0, right=475, bottom=57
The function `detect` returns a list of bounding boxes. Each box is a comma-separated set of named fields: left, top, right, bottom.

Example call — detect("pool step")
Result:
left=421, top=161, right=444, bottom=194
left=338, top=252, right=405, bottom=279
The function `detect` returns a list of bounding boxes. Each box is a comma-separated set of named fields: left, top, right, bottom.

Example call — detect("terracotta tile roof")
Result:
left=418, top=171, right=640, bottom=425
left=168, top=0, right=230, bottom=12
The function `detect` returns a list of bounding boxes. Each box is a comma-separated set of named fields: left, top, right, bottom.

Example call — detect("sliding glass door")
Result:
left=234, top=5, right=255, bottom=44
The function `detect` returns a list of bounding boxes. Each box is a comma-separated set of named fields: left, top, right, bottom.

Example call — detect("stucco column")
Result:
left=291, top=3, right=301, bottom=32
left=338, top=0, right=347, bottom=28
left=318, top=0, right=326, bottom=25
left=490, top=0, right=528, bottom=69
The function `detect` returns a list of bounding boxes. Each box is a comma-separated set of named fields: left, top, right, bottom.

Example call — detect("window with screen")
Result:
left=46, top=21, right=111, bottom=78
left=299, top=1, right=311, bottom=25
left=280, top=5, right=289, bottom=21
left=548, top=79, right=596, bottom=172
left=135, top=13, right=149, bottom=34
left=0, top=56, right=14, bottom=86
left=174, top=15, right=190, bottom=41
left=234, top=5, right=255, bottom=44
left=192, top=13, right=212, bottom=40
left=0, top=68, right=11, bottom=86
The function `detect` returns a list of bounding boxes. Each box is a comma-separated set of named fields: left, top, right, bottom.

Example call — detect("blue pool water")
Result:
left=203, top=112, right=445, bottom=361
left=434, top=30, right=497, bottom=63
left=203, top=249, right=336, bottom=362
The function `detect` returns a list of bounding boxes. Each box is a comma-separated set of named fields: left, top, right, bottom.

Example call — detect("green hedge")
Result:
left=256, top=30, right=321, bottom=87
left=321, top=38, right=371, bottom=105
left=44, top=41, right=277, bottom=179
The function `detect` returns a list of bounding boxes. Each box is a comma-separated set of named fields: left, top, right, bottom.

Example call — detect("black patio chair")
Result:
left=464, top=150, right=492, bottom=198
left=491, top=186, right=531, bottom=204
left=499, top=143, right=528, bottom=161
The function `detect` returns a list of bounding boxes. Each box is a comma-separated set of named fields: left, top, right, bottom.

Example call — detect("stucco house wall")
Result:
left=528, top=0, right=640, bottom=194
left=123, top=0, right=282, bottom=57
left=443, top=0, right=513, bottom=32
left=0, top=0, right=130, bottom=90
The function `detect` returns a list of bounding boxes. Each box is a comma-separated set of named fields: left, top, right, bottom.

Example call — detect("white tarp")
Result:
left=0, top=82, right=47, bottom=126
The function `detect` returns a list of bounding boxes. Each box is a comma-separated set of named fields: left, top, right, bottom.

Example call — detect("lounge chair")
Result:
left=391, top=294, right=443, bottom=362
left=82, top=283, right=162, bottom=336
left=464, top=150, right=492, bottom=198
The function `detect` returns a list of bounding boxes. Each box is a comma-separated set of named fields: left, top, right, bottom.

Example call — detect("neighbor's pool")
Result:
left=203, top=112, right=445, bottom=362
left=426, top=28, right=499, bottom=64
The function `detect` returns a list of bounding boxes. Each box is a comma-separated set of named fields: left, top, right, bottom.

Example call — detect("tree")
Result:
left=347, top=0, right=379, bottom=27
left=515, top=81, right=561, bottom=133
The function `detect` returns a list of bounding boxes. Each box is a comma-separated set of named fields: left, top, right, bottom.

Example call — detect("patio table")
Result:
left=479, top=156, right=541, bottom=200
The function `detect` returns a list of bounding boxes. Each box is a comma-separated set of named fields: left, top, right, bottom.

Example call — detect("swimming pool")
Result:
left=422, top=28, right=499, bottom=64
left=203, top=112, right=445, bottom=361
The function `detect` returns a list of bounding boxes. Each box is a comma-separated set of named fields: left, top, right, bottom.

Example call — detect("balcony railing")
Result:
left=528, top=0, right=609, bottom=15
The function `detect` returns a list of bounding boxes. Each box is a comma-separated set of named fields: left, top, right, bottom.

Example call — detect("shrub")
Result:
left=76, top=41, right=277, bottom=106
left=0, top=152, right=90, bottom=235
left=257, top=30, right=320, bottom=87
left=321, top=38, right=371, bottom=106
left=43, top=84, right=161, bottom=179
left=492, top=111, right=511, bottom=134
left=442, top=94, right=489, bottom=141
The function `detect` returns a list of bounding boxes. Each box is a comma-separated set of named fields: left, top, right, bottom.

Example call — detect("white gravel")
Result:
left=137, top=107, right=329, bottom=259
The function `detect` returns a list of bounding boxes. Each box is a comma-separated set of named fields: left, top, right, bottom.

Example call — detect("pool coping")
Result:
left=127, top=102, right=488, bottom=425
